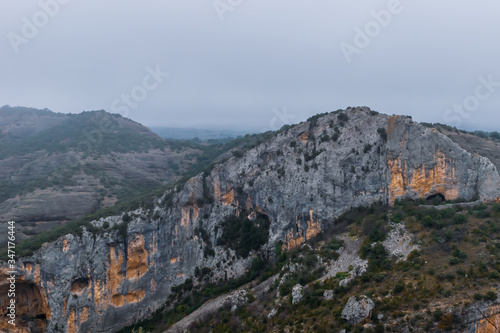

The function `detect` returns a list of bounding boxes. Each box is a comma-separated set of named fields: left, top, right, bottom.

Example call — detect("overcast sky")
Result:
left=1, top=1, right=499, bottom=132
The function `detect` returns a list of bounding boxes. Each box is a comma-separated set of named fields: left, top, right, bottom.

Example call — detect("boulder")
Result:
left=323, top=290, right=334, bottom=301
left=341, top=296, right=375, bottom=324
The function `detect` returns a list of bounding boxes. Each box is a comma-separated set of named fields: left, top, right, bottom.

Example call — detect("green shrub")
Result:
left=393, top=281, right=405, bottom=294
left=232, top=150, right=244, bottom=158
left=374, top=272, right=387, bottom=282
left=474, top=210, right=491, bottom=218
left=122, top=213, right=130, bottom=222
left=363, top=218, right=388, bottom=242
left=486, top=291, right=497, bottom=301
left=216, top=214, right=270, bottom=258
left=452, top=248, right=467, bottom=260
left=377, top=128, right=387, bottom=141
left=335, top=272, right=350, bottom=280
left=337, top=113, right=349, bottom=122
left=452, top=214, right=467, bottom=225
left=439, top=208, right=456, bottom=219
left=362, top=242, right=391, bottom=273
left=422, top=215, right=433, bottom=227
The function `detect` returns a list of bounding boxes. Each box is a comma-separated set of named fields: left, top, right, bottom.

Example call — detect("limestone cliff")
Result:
left=1, top=107, right=499, bottom=332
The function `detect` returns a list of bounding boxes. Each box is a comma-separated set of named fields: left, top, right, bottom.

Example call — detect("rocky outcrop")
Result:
left=320, top=233, right=368, bottom=285
left=385, top=115, right=500, bottom=204
left=2, top=107, right=500, bottom=332
left=291, top=284, right=303, bottom=305
left=323, top=290, right=334, bottom=301
left=224, top=290, right=249, bottom=311
left=382, top=222, right=420, bottom=262
left=341, top=296, right=375, bottom=325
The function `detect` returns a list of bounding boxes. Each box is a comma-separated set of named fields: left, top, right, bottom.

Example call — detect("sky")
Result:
left=1, top=0, right=499, bottom=132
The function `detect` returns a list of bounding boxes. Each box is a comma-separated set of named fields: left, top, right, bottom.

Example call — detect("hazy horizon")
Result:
left=2, top=1, right=500, bottom=132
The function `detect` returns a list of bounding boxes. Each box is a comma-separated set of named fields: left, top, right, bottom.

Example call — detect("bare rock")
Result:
left=323, top=290, right=334, bottom=301
left=341, top=296, right=375, bottom=325
left=382, top=222, right=420, bottom=262
left=268, top=308, right=278, bottom=318
left=291, top=284, right=303, bottom=305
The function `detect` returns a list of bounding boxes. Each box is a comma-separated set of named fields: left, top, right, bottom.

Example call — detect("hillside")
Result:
left=440, top=128, right=500, bottom=173
left=0, top=106, right=205, bottom=244
left=159, top=201, right=500, bottom=333
left=1, top=107, right=500, bottom=333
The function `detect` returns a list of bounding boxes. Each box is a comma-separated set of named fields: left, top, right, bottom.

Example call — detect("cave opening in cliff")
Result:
left=426, top=193, right=446, bottom=202
left=71, top=277, right=90, bottom=293
left=0, top=279, right=49, bottom=332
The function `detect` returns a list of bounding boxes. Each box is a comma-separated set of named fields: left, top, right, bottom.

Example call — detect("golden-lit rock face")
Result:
left=222, top=189, right=235, bottom=206
left=107, top=245, right=124, bottom=303
left=65, top=306, right=91, bottom=333
left=282, top=210, right=321, bottom=251
left=299, top=130, right=309, bottom=144
left=94, top=242, right=148, bottom=310
left=126, top=235, right=149, bottom=281
left=79, top=306, right=89, bottom=323
left=181, top=205, right=199, bottom=227
left=125, top=290, right=146, bottom=304
left=475, top=305, right=500, bottom=332
left=170, top=257, right=180, bottom=264
left=63, top=238, right=70, bottom=252
left=212, top=171, right=238, bottom=206
left=67, top=308, right=76, bottom=333
left=386, top=115, right=401, bottom=138
left=388, top=151, right=459, bottom=205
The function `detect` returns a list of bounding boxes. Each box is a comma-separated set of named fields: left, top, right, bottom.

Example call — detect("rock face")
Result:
left=291, top=284, right=303, bottom=304
left=341, top=296, right=375, bottom=325
left=1, top=107, right=500, bottom=332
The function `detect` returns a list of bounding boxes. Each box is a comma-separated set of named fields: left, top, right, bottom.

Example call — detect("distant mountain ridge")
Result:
left=149, top=126, right=248, bottom=141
